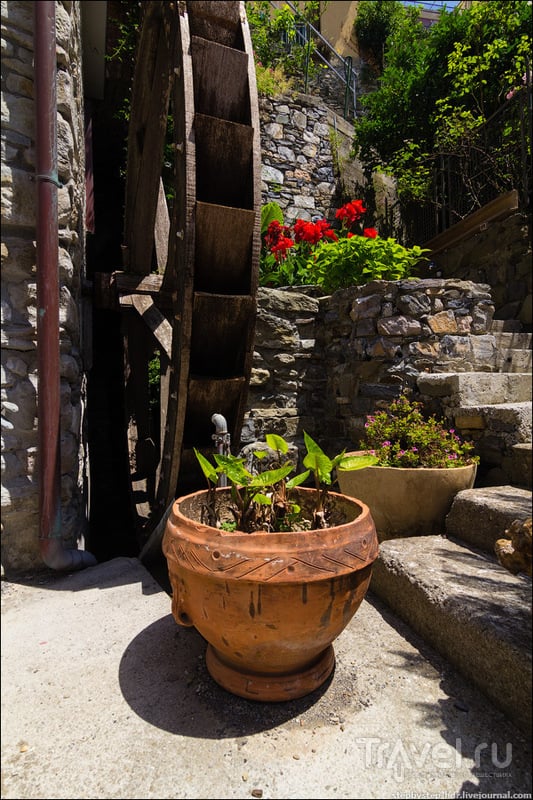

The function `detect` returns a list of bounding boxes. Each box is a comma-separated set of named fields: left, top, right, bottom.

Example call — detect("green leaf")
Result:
left=214, top=455, right=251, bottom=485
left=261, top=202, right=284, bottom=235
left=265, top=433, right=289, bottom=454
left=250, top=465, right=294, bottom=486
left=194, top=448, right=218, bottom=485
left=303, top=430, right=326, bottom=458
left=337, top=454, right=380, bottom=470
left=303, top=451, right=333, bottom=484
left=286, top=470, right=310, bottom=488
left=254, top=492, right=273, bottom=505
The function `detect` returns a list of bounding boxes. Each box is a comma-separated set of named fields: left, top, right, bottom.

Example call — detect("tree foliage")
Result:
left=352, top=0, right=532, bottom=203
left=245, top=0, right=324, bottom=94
left=353, top=0, right=407, bottom=75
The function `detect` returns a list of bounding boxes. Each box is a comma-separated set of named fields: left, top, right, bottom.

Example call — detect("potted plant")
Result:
left=337, top=393, right=479, bottom=540
left=162, top=432, right=379, bottom=702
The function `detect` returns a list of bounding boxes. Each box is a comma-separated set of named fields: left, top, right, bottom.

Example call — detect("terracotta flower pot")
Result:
left=162, top=486, right=378, bottom=701
left=337, top=452, right=477, bottom=540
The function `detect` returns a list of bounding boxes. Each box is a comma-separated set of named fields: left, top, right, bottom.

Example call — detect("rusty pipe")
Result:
left=34, top=0, right=96, bottom=570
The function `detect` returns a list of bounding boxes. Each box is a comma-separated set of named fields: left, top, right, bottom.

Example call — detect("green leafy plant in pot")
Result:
left=162, top=432, right=379, bottom=701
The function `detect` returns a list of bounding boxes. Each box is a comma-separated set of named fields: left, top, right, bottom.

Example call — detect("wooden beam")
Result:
left=154, top=178, right=170, bottom=273
left=123, top=2, right=177, bottom=275
left=130, top=294, right=173, bottom=359
left=424, top=190, right=519, bottom=255
left=113, top=272, right=174, bottom=309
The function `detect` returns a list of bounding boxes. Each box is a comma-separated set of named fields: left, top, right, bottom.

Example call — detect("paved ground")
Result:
left=1, top=556, right=531, bottom=800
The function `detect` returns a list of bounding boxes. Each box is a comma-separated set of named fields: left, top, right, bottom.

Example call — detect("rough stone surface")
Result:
left=371, top=535, right=532, bottom=735
left=445, top=486, right=533, bottom=554
left=1, top=1, right=86, bottom=571
left=245, top=280, right=501, bottom=456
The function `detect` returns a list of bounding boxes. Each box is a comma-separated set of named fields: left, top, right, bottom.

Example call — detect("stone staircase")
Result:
left=417, top=319, right=532, bottom=489
left=368, top=319, right=532, bottom=737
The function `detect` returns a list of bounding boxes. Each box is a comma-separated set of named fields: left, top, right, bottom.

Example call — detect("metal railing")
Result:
left=269, top=0, right=357, bottom=119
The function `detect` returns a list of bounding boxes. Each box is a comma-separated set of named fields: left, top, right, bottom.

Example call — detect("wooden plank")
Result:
left=195, top=202, right=255, bottom=292
left=190, top=293, right=255, bottom=376
left=123, top=2, right=177, bottom=274
left=229, top=2, right=262, bottom=441
left=131, top=294, right=173, bottom=359
left=115, top=272, right=163, bottom=293
left=195, top=113, right=254, bottom=208
left=424, top=190, right=519, bottom=255
left=154, top=4, right=196, bottom=517
left=191, top=36, right=250, bottom=123
left=186, top=0, right=243, bottom=49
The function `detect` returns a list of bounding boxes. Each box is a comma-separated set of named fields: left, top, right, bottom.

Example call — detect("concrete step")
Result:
left=490, top=319, right=526, bottom=332
left=418, top=372, right=531, bottom=407
left=370, top=534, right=532, bottom=735
left=445, top=485, right=532, bottom=554
left=491, top=328, right=532, bottom=374
left=492, top=331, right=532, bottom=350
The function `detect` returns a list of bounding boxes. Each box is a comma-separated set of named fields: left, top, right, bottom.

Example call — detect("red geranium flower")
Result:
left=335, top=200, right=366, bottom=226
left=363, top=227, right=378, bottom=238
left=294, top=218, right=337, bottom=245
left=265, top=219, right=292, bottom=251
left=271, top=236, right=295, bottom=262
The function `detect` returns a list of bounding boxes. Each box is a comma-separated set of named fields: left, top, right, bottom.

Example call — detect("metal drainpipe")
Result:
left=211, top=414, right=230, bottom=487
left=34, top=0, right=96, bottom=570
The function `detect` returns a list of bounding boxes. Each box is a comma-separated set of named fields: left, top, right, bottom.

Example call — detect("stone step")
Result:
left=445, top=485, right=532, bottom=554
left=453, top=402, right=532, bottom=465
left=501, top=442, right=533, bottom=490
left=496, top=349, right=532, bottom=373
left=492, top=331, right=532, bottom=350
left=418, top=372, right=531, bottom=407
left=490, top=319, right=526, bottom=332
left=370, top=534, right=532, bottom=735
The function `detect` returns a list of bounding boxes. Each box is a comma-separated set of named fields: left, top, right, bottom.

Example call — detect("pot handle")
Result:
left=171, top=583, right=194, bottom=627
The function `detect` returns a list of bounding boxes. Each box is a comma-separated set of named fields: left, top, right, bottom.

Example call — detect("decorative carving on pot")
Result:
left=163, top=487, right=378, bottom=701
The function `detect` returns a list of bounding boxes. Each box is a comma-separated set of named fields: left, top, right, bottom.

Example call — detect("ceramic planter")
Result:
left=337, top=452, right=477, bottom=540
left=162, top=486, right=378, bottom=701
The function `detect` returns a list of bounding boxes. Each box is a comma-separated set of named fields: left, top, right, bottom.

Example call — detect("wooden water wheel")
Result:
left=111, top=1, right=261, bottom=549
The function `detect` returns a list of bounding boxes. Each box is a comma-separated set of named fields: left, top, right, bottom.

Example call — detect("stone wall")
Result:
left=243, top=280, right=497, bottom=458
left=259, top=93, right=340, bottom=225
left=260, top=93, right=531, bottom=327
left=1, top=1, right=86, bottom=571
left=425, top=213, right=532, bottom=328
